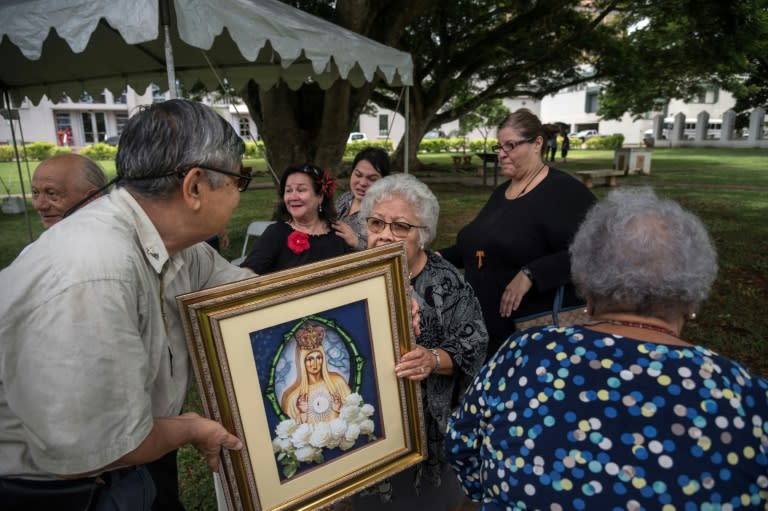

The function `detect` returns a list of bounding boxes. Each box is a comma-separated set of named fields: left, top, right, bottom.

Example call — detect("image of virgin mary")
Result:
left=280, top=321, right=351, bottom=424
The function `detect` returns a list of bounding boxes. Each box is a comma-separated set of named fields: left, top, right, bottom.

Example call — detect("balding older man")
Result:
left=30, top=153, right=108, bottom=229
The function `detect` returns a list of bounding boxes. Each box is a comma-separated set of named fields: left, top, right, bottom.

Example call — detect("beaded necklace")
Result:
left=591, top=319, right=679, bottom=338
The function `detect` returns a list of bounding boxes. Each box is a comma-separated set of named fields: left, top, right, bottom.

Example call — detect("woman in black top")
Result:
left=241, top=164, right=350, bottom=274
left=440, top=109, right=595, bottom=359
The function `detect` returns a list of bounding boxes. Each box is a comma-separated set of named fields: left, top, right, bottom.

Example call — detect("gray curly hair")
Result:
left=569, top=187, right=717, bottom=320
left=359, top=173, right=439, bottom=247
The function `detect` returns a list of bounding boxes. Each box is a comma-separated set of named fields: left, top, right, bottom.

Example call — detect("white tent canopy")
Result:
left=0, top=0, right=413, bottom=104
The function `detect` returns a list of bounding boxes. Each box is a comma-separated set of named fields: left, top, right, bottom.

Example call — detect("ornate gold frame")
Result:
left=177, top=243, right=426, bottom=510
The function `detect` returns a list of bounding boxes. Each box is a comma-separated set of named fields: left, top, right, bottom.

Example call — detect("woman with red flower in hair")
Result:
left=241, top=164, right=350, bottom=274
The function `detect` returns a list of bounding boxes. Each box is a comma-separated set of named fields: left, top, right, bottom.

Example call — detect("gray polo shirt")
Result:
left=0, top=187, right=251, bottom=478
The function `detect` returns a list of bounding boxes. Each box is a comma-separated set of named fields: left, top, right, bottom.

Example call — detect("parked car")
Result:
left=574, top=129, right=599, bottom=141
left=347, top=132, right=368, bottom=143
left=423, top=130, right=447, bottom=139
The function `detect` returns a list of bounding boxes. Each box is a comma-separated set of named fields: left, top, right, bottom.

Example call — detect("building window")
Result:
left=691, top=86, right=719, bottom=104
left=378, top=114, right=389, bottom=136
left=116, top=114, right=128, bottom=135
left=115, top=89, right=128, bottom=105
left=151, top=84, right=166, bottom=103
left=585, top=89, right=600, bottom=113
left=239, top=117, right=251, bottom=137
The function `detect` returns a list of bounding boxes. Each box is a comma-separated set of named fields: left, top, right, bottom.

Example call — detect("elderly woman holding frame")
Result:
left=351, top=173, right=488, bottom=511
left=446, top=188, right=768, bottom=510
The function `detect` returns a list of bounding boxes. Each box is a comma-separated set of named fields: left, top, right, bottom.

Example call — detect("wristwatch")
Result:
left=520, top=266, right=535, bottom=283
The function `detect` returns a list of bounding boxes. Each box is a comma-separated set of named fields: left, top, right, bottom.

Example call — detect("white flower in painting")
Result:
left=345, top=423, right=361, bottom=442
left=272, top=392, right=379, bottom=478
left=276, top=419, right=298, bottom=439
left=329, top=418, right=347, bottom=439
left=291, top=423, right=312, bottom=448
left=341, top=405, right=360, bottom=423
left=272, top=437, right=292, bottom=453
left=345, top=393, right=363, bottom=407
left=325, top=434, right=341, bottom=450
left=359, top=419, right=375, bottom=435
left=295, top=445, right=319, bottom=463
left=310, top=422, right=332, bottom=448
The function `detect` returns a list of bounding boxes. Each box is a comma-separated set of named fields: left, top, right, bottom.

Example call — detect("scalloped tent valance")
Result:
left=0, top=0, right=413, bottom=104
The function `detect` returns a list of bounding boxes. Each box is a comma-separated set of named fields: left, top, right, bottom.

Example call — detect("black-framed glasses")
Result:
left=366, top=217, right=426, bottom=238
left=198, top=165, right=252, bottom=192
left=492, top=137, right=535, bottom=154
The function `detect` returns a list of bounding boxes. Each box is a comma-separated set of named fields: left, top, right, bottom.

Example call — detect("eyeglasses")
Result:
left=199, top=165, right=252, bottom=192
left=366, top=217, right=426, bottom=238
left=492, top=137, right=535, bottom=154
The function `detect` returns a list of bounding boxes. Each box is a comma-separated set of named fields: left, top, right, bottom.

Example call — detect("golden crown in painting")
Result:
left=294, top=322, right=325, bottom=350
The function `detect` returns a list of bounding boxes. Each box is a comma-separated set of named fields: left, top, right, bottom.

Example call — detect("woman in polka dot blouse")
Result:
left=446, top=188, right=768, bottom=511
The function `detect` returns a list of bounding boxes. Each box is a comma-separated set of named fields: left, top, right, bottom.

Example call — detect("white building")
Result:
left=0, top=85, right=257, bottom=148
left=538, top=83, right=738, bottom=144
left=1, top=82, right=757, bottom=149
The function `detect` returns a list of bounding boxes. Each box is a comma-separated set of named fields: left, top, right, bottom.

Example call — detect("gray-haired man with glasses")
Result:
left=0, top=99, right=253, bottom=510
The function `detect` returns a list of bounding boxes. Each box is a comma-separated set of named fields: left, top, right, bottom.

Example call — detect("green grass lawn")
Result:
left=1, top=147, right=767, bottom=510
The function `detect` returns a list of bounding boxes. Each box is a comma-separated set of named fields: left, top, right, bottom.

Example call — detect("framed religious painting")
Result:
left=177, top=242, right=427, bottom=510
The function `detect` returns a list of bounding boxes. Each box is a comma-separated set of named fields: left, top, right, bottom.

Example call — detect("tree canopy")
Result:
left=240, top=0, right=768, bottom=174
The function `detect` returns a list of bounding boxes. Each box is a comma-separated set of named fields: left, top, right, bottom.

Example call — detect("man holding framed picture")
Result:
left=0, top=99, right=254, bottom=510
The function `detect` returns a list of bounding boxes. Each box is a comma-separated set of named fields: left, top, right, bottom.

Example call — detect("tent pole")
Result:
left=160, top=0, right=178, bottom=98
left=3, top=88, right=33, bottom=242
left=404, top=86, right=409, bottom=174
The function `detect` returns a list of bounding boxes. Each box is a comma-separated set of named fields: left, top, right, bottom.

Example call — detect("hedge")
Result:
left=0, top=143, right=73, bottom=162
left=343, top=139, right=393, bottom=157
left=584, top=134, right=625, bottom=150
left=79, top=143, right=118, bottom=161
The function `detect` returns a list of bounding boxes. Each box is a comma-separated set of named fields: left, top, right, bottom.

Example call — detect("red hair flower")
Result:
left=287, top=230, right=311, bottom=254
left=319, top=170, right=337, bottom=198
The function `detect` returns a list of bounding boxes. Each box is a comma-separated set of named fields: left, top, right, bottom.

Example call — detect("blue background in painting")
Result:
left=249, top=299, right=383, bottom=477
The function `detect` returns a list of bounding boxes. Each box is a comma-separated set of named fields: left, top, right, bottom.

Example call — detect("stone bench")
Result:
left=575, top=169, right=627, bottom=188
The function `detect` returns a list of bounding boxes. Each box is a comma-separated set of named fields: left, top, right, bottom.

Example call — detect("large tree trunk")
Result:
left=242, top=76, right=375, bottom=178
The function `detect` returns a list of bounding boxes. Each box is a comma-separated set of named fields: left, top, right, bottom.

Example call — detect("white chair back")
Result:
left=231, top=220, right=274, bottom=266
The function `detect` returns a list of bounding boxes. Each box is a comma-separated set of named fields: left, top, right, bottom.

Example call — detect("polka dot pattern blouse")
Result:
left=446, top=326, right=768, bottom=511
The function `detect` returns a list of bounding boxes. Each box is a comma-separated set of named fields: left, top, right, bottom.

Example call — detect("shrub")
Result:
left=0, top=145, right=15, bottom=162
left=344, top=139, right=393, bottom=157
left=585, top=134, right=624, bottom=150
left=243, top=140, right=265, bottom=159
left=418, top=138, right=450, bottom=153
left=80, top=143, right=118, bottom=161
left=52, top=146, right=73, bottom=156
left=25, top=141, right=56, bottom=160
left=469, top=139, right=497, bottom=153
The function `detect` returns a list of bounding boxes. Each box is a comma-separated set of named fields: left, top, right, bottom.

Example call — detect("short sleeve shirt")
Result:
left=0, top=188, right=251, bottom=478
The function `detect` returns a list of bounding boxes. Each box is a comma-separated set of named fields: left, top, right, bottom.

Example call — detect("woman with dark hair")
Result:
left=333, top=146, right=391, bottom=250
left=241, top=164, right=350, bottom=274
left=439, top=108, right=595, bottom=360
left=446, top=188, right=768, bottom=510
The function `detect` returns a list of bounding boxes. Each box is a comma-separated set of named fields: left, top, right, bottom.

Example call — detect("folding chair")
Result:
left=230, top=220, right=274, bottom=266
